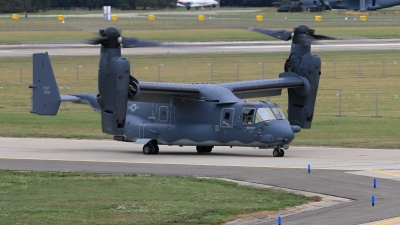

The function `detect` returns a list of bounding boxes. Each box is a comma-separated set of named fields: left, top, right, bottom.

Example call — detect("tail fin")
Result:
left=29, top=52, right=61, bottom=115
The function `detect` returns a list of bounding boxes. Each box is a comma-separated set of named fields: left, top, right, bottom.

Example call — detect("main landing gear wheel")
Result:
left=273, top=148, right=285, bottom=157
left=151, top=144, right=159, bottom=154
left=279, top=149, right=285, bottom=157
left=196, top=146, right=213, bottom=153
left=143, top=141, right=159, bottom=155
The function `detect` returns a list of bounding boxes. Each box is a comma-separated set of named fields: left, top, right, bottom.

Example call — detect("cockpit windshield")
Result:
left=243, top=107, right=285, bottom=124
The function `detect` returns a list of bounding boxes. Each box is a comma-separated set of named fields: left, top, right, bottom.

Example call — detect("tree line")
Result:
left=0, top=0, right=274, bottom=13
left=0, top=0, right=50, bottom=13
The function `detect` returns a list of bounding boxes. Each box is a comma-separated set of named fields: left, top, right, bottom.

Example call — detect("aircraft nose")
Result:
left=259, top=121, right=296, bottom=144
left=273, top=121, right=295, bottom=144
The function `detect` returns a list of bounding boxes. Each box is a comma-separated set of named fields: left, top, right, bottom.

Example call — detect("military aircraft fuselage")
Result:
left=124, top=84, right=297, bottom=148
left=29, top=25, right=322, bottom=157
left=300, top=0, right=400, bottom=10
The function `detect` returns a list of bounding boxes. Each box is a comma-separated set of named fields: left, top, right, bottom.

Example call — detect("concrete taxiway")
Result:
left=1, top=137, right=400, bottom=225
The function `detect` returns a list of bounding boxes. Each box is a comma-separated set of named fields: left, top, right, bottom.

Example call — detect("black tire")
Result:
left=149, top=140, right=159, bottom=154
left=273, top=149, right=280, bottom=157
left=196, top=146, right=205, bottom=153
left=205, top=146, right=213, bottom=153
left=279, top=149, right=285, bottom=157
left=151, top=145, right=159, bottom=154
left=143, top=144, right=153, bottom=155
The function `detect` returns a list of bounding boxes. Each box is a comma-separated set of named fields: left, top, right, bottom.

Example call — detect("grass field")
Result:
left=2, top=27, right=400, bottom=45
left=2, top=24, right=400, bottom=44
left=0, top=171, right=316, bottom=224
left=0, top=51, right=399, bottom=148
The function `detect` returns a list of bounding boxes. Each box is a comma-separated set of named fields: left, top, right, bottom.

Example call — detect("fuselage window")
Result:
left=224, top=112, right=230, bottom=120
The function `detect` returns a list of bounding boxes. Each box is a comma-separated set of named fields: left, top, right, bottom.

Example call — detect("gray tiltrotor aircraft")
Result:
left=30, top=25, right=330, bottom=157
left=299, top=0, right=400, bottom=11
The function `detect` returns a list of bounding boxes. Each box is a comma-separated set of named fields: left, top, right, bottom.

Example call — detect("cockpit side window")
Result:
left=242, top=108, right=255, bottom=124
left=256, top=108, right=275, bottom=122
left=244, top=106, right=286, bottom=124
left=271, top=107, right=286, bottom=120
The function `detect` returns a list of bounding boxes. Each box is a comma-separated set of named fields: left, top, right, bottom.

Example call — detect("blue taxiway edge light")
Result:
left=372, top=196, right=375, bottom=207
left=308, top=164, right=310, bottom=173
left=278, top=216, right=282, bottom=225
left=374, top=178, right=377, bottom=188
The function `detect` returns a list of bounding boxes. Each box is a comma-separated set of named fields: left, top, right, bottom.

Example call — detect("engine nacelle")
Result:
left=281, top=53, right=321, bottom=129
left=97, top=56, right=131, bottom=135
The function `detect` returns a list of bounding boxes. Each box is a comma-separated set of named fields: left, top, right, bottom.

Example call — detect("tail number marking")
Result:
left=43, top=86, right=51, bottom=94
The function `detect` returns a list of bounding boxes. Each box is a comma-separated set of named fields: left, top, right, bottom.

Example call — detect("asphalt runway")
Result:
left=1, top=137, right=400, bottom=225
left=3, top=39, right=400, bottom=58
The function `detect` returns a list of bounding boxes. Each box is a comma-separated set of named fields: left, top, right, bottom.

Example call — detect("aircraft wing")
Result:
left=137, top=82, right=201, bottom=103
left=219, top=72, right=305, bottom=99
left=136, top=72, right=306, bottom=102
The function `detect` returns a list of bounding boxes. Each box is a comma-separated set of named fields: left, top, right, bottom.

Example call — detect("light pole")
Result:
left=59, top=85, right=71, bottom=110
left=158, top=63, right=164, bottom=82
left=207, top=62, right=213, bottom=81
left=235, top=61, right=240, bottom=81
left=20, top=66, right=23, bottom=85
left=0, top=86, right=3, bottom=108
left=259, top=62, right=265, bottom=79
left=76, top=64, right=82, bottom=84
left=184, top=62, right=187, bottom=82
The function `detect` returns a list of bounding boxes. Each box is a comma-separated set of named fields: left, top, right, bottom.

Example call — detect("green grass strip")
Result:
left=0, top=171, right=315, bottom=224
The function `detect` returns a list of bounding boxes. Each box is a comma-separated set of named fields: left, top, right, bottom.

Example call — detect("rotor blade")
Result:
left=311, top=34, right=337, bottom=40
left=86, top=36, right=110, bottom=45
left=294, top=34, right=338, bottom=45
left=227, top=24, right=293, bottom=41
left=121, top=36, right=168, bottom=48
left=248, top=28, right=292, bottom=41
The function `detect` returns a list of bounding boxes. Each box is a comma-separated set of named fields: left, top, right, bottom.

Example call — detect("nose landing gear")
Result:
left=143, top=140, right=159, bottom=155
left=196, top=146, right=213, bottom=153
left=273, top=148, right=285, bottom=157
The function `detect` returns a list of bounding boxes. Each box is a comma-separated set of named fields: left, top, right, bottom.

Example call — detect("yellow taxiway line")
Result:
left=372, top=217, right=400, bottom=225
left=371, top=170, right=400, bottom=178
